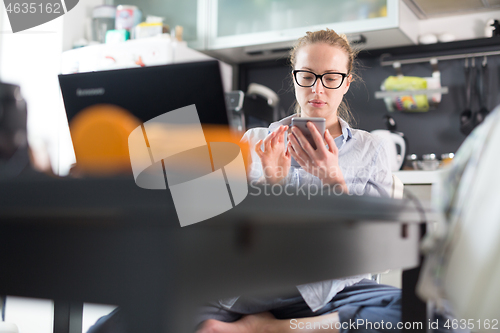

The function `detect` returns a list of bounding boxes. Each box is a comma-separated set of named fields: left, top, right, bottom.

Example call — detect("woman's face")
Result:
left=293, top=43, right=351, bottom=120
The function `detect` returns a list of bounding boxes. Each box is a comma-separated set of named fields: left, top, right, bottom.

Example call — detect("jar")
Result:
left=441, top=153, right=455, bottom=166
left=92, top=5, right=116, bottom=43
left=406, top=154, right=419, bottom=170
left=420, top=153, right=440, bottom=171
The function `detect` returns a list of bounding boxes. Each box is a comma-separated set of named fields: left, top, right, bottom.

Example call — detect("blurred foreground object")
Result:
left=418, top=105, right=500, bottom=322
left=127, top=105, right=249, bottom=227
left=70, top=104, right=250, bottom=180
left=70, top=104, right=141, bottom=175
left=0, top=322, right=18, bottom=333
left=0, top=82, right=28, bottom=179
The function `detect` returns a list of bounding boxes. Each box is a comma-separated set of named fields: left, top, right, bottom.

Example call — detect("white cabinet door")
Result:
left=208, top=0, right=405, bottom=49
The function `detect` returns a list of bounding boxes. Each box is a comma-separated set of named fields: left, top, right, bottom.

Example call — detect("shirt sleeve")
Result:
left=364, top=137, right=394, bottom=198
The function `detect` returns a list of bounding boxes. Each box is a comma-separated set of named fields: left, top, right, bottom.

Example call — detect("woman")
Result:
left=196, top=29, right=400, bottom=333
left=244, top=29, right=392, bottom=198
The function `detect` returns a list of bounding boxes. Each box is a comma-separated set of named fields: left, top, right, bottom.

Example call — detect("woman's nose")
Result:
left=312, top=78, right=324, bottom=94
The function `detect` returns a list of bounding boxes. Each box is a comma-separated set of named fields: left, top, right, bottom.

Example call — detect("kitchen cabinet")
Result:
left=213, top=0, right=388, bottom=43
left=112, top=0, right=418, bottom=63
left=204, top=0, right=418, bottom=63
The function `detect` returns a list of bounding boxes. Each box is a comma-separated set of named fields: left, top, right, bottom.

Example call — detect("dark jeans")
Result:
left=197, top=279, right=402, bottom=333
left=88, top=279, right=458, bottom=333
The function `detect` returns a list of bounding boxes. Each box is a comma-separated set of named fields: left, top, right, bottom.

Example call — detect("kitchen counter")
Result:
left=394, top=169, right=445, bottom=185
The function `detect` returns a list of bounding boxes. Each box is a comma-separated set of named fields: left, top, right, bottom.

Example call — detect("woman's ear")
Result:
left=345, top=74, right=352, bottom=88
left=342, top=74, right=352, bottom=95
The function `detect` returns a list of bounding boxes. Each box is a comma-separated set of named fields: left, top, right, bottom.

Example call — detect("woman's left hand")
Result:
left=288, top=122, right=349, bottom=194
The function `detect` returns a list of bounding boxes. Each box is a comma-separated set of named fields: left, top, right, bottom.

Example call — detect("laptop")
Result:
left=59, top=60, right=229, bottom=126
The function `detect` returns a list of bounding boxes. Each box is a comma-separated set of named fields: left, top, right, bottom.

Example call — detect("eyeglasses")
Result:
left=292, top=70, right=348, bottom=89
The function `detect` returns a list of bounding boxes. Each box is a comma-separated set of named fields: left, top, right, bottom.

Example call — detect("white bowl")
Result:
left=438, top=32, right=455, bottom=43
left=418, top=34, right=438, bottom=44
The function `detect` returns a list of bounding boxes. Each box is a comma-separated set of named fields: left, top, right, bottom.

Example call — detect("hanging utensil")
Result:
left=384, top=114, right=397, bottom=131
left=460, top=58, right=476, bottom=136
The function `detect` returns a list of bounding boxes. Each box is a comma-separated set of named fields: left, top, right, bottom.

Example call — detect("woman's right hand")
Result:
left=255, top=125, right=291, bottom=184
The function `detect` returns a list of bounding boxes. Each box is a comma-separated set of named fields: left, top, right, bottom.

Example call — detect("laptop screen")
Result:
left=58, top=60, right=229, bottom=126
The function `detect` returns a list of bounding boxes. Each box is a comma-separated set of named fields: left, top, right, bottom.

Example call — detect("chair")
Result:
left=418, top=105, right=500, bottom=321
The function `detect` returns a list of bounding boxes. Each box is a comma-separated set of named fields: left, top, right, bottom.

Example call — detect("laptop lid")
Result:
left=58, top=60, right=229, bottom=126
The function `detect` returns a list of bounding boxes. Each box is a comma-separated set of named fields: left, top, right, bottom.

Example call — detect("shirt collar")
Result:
left=338, top=117, right=353, bottom=143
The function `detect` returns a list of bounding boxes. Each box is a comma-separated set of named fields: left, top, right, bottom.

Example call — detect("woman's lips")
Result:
left=309, top=100, right=326, bottom=107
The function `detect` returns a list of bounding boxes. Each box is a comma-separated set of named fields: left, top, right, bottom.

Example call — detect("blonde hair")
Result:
left=290, top=28, right=358, bottom=125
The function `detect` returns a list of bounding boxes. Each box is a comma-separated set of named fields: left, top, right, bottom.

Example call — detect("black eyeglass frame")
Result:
left=292, top=70, right=349, bottom=89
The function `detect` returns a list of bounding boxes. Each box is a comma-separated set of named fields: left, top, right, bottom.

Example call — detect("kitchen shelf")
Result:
left=380, top=50, right=500, bottom=67
left=375, top=87, right=448, bottom=99
left=358, top=36, right=500, bottom=59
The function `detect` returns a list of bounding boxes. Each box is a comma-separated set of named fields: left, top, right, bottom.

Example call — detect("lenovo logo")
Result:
left=76, top=88, right=105, bottom=97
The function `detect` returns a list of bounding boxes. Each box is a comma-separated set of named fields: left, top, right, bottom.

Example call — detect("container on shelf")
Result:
left=115, top=5, right=142, bottom=33
left=92, top=5, right=116, bottom=43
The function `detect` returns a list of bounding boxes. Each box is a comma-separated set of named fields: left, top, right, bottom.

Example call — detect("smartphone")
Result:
left=291, top=117, right=326, bottom=149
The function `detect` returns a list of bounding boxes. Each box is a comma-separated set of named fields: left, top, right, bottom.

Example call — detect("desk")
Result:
left=0, top=176, right=426, bottom=332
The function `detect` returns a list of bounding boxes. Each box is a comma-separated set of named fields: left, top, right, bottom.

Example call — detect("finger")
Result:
left=289, top=132, right=310, bottom=164
left=254, top=139, right=264, bottom=158
left=271, top=126, right=283, bottom=146
left=291, top=127, right=315, bottom=158
left=263, top=131, right=275, bottom=150
left=325, top=129, right=338, bottom=154
left=288, top=142, right=305, bottom=166
left=277, top=125, right=288, bottom=144
left=289, top=146, right=309, bottom=170
left=307, top=122, right=327, bottom=152
left=284, top=142, right=292, bottom=162
left=270, top=127, right=279, bottom=146
left=284, top=145, right=291, bottom=158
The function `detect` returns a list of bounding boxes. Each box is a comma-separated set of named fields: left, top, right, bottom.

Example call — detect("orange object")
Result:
left=70, top=104, right=141, bottom=175
left=70, top=105, right=250, bottom=177
left=201, top=124, right=250, bottom=172
left=135, top=56, right=145, bottom=67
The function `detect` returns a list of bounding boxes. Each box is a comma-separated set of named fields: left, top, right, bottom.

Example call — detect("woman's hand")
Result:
left=255, top=125, right=291, bottom=184
left=288, top=122, right=349, bottom=194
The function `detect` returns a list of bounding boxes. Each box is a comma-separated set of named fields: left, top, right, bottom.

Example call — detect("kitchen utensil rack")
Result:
left=375, top=87, right=448, bottom=99
left=375, top=58, right=448, bottom=106
left=380, top=49, right=500, bottom=66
